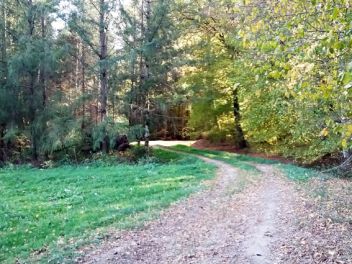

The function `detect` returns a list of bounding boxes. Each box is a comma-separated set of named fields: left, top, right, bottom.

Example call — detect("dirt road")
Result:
left=80, top=153, right=300, bottom=264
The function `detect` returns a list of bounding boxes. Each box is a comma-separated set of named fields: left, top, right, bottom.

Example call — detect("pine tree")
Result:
left=69, top=0, right=118, bottom=153
left=119, top=0, right=182, bottom=145
left=3, top=0, right=63, bottom=160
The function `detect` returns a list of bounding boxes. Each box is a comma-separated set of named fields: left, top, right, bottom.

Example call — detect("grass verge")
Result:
left=169, top=145, right=320, bottom=182
left=170, top=145, right=277, bottom=172
left=0, top=149, right=215, bottom=263
left=277, top=163, right=317, bottom=181
left=168, top=145, right=265, bottom=192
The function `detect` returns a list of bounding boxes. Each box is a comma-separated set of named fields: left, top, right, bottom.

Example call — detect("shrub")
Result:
left=130, top=146, right=151, bottom=160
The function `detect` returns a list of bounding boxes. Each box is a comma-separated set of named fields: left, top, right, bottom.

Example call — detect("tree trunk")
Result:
left=99, top=0, right=108, bottom=123
left=0, top=123, right=6, bottom=163
left=143, top=0, right=152, bottom=148
left=81, top=42, right=86, bottom=130
left=0, top=0, right=7, bottom=85
left=0, top=3, right=7, bottom=160
left=233, top=88, right=247, bottom=149
left=138, top=0, right=146, bottom=108
left=28, top=0, right=38, bottom=160
left=29, top=74, right=38, bottom=160
left=99, top=0, right=108, bottom=153
left=40, top=13, right=46, bottom=107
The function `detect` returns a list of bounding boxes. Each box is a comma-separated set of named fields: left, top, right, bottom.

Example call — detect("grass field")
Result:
left=0, top=149, right=215, bottom=263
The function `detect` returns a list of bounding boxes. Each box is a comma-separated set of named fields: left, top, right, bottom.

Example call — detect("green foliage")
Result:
left=1, top=0, right=351, bottom=165
left=129, top=145, right=150, bottom=159
left=180, top=39, right=236, bottom=142
left=0, top=153, right=215, bottom=263
left=127, top=124, right=145, bottom=141
left=179, top=0, right=352, bottom=163
left=119, top=0, right=183, bottom=137
left=243, top=0, right=352, bottom=161
left=91, top=118, right=129, bottom=151
left=37, top=103, right=84, bottom=155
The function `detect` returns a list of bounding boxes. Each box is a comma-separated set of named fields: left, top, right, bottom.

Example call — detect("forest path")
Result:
left=80, top=149, right=299, bottom=264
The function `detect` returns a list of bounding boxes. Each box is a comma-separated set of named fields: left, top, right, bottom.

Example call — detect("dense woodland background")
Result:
left=0, top=0, right=351, bottom=170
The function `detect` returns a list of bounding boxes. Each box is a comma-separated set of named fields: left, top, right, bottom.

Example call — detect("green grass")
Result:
left=153, top=148, right=184, bottom=163
left=170, top=145, right=277, bottom=172
left=170, top=145, right=318, bottom=181
left=277, top=163, right=319, bottom=181
left=168, top=146, right=268, bottom=192
left=0, top=150, right=215, bottom=263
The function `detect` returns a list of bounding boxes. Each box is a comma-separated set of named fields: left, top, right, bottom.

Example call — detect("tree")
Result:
left=0, top=0, right=8, bottom=162
left=119, top=0, right=182, bottom=145
left=0, top=0, right=350, bottom=167
left=176, top=0, right=247, bottom=148
left=3, top=0, right=68, bottom=160
left=69, top=0, right=117, bottom=152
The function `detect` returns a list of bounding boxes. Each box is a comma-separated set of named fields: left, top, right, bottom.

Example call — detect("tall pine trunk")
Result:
left=40, top=13, right=46, bottom=107
left=0, top=123, right=5, bottom=162
left=29, top=74, right=38, bottom=160
left=27, top=0, right=38, bottom=160
left=139, top=0, right=152, bottom=148
left=0, top=1, right=7, bottom=85
left=99, top=0, right=108, bottom=152
left=81, top=42, right=86, bottom=130
left=0, top=2, right=7, bottom=162
left=138, top=0, right=145, bottom=108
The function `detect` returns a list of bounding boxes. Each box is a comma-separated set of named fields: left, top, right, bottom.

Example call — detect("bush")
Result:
left=198, top=127, right=234, bottom=144
left=153, top=148, right=183, bottom=163
left=130, top=146, right=151, bottom=160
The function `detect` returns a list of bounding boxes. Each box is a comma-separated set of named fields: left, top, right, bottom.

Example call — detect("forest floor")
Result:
left=80, top=142, right=352, bottom=264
